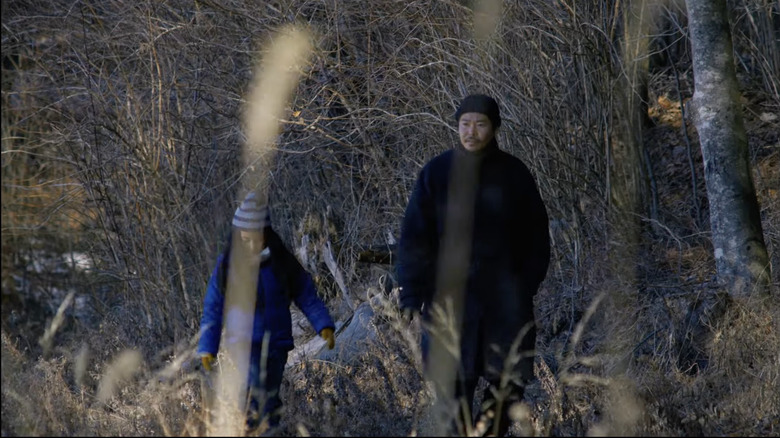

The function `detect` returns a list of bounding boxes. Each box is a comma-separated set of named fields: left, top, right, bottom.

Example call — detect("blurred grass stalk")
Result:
left=210, top=24, right=313, bottom=437
left=426, top=1, right=502, bottom=435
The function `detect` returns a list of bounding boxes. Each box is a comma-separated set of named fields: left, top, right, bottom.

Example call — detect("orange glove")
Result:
left=201, top=353, right=215, bottom=371
left=320, top=328, right=335, bottom=350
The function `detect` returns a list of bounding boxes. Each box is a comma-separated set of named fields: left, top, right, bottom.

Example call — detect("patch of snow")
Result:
left=287, top=320, right=346, bottom=369
left=63, top=252, right=93, bottom=272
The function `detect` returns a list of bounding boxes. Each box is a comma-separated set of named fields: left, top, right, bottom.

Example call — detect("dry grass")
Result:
left=3, top=0, right=779, bottom=436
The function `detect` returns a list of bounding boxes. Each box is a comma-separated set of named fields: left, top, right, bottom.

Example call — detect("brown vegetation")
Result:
left=2, top=0, right=778, bottom=436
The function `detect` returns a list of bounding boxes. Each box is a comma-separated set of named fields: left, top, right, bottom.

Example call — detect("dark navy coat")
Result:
left=197, top=252, right=335, bottom=356
left=397, top=140, right=550, bottom=382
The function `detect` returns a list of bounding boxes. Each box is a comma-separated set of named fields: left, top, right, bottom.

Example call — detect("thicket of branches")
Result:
left=2, top=0, right=778, bottom=436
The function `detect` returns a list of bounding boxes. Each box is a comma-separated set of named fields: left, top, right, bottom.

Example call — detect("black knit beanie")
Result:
left=454, top=94, right=501, bottom=129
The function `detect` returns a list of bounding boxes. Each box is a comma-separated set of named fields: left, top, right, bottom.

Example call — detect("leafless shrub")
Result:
left=2, top=0, right=779, bottom=436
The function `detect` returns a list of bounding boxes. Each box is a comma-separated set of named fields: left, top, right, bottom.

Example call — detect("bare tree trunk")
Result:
left=608, top=0, right=653, bottom=287
left=624, top=0, right=653, bottom=133
left=685, top=0, right=771, bottom=296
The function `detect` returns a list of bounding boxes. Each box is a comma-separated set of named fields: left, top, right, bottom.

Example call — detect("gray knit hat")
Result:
left=232, top=192, right=270, bottom=231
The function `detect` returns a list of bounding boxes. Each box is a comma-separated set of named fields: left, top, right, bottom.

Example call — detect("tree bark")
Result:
left=685, top=0, right=771, bottom=296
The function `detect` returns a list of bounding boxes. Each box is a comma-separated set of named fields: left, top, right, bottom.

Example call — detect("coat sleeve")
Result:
left=197, top=256, right=225, bottom=355
left=521, top=174, right=551, bottom=290
left=293, top=270, right=335, bottom=334
left=396, top=165, right=438, bottom=311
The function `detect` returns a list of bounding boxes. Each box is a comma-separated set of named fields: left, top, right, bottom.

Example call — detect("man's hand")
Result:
left=320, top=328, right=335, bottom=350
left=201, top=353, right=215, bottom=372
left=401, top=307, right=418, bottom=324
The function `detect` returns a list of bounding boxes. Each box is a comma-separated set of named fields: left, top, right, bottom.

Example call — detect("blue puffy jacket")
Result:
left=197, top=251, right=335, bottom=355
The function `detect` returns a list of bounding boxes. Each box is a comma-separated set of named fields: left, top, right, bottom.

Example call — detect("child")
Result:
left=197, top=191, right=336, bottom=431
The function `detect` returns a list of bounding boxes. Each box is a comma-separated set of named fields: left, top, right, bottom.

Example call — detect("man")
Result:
left=396, top=94, right=550, bottom=436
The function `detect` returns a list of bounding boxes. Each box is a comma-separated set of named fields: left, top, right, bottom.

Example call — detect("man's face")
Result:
left=240, top=229, right=265, bottom=256
left=458, top=112, right=495, bottom=152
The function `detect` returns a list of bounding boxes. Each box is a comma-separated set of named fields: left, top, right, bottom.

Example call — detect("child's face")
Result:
left=239, top=230, right=265, bottom=256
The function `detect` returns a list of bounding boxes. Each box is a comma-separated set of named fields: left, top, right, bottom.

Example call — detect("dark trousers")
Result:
left=455, top=377, right=524, bottom=437
left=454, top=329, right=527, bottom=437
left=423, top=320, right=531, bottom=436
left=247, top=345, right=288, bottom=429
